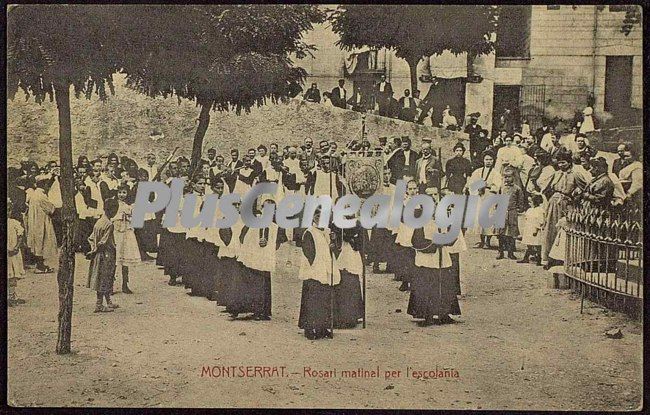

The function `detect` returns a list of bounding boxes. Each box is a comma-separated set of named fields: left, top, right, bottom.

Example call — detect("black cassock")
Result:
left=298, top=229, right=334, bottom=331
left=225, top=226, right=286, bottom=318
left=407, top=227, right=461, bottom=320
left=333, top=225, right=364, bottom=329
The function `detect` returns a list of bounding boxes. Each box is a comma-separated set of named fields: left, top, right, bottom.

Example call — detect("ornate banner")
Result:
left=344, top=151, right=384, bottom=200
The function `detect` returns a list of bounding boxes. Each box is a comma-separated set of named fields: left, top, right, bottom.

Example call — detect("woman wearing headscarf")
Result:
left=540, top=148, right=587, bottom=268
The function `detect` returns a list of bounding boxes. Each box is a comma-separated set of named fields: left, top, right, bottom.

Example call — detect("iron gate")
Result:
left=519, top=85, right=546, bottom=133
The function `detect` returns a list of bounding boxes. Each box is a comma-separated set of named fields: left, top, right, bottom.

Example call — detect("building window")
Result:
left=609, top=5, right=627, bottom=12
left=547, top=5, right=560, bottom=10
left=496, top=6, right=532, bottom=58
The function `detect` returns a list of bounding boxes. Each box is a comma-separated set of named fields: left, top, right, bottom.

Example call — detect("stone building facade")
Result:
left=299, top=5, right=643, bottom=132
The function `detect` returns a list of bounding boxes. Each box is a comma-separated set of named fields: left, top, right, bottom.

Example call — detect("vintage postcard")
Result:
left=5, top=4, right=643, bottom=410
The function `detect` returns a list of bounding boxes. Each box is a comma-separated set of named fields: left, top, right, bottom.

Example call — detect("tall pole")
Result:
left=329, top=164, right=335, bottom=338
left=361, top=227, right=367, bottom=329
left=361, top=115, right=367, bottom=328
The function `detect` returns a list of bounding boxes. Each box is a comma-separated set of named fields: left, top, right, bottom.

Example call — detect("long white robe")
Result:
left=8, top=218, right=25, bottom=278
left=26, top=188, right=58, bottom=263
left=238, top=223, right=279, bottom=273
left=579, top=106, right=595, bottom=134
left=299, top=227, right=341, bottom=285
left=466, top=166, right=502, bottom=236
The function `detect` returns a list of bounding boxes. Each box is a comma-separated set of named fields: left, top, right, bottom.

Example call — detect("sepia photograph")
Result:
left=5, top=3, right=644, bottom=410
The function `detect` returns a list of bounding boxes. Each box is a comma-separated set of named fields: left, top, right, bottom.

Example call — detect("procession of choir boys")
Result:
left=7, top=109, right=642, bottom=340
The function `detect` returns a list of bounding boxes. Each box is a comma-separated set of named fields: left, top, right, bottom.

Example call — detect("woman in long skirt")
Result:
left=541, top=151, right=586, bottom=266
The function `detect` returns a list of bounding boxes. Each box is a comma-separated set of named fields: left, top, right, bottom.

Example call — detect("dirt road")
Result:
left=7, top=235, right=643, bottom=409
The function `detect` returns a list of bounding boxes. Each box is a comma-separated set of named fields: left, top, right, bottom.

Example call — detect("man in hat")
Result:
left=534, top=119, right=553, bottom=144
left=415, top=143, right=443, bottom=195
left=581, top=157, right=615, bottom=209
left=378, top=136, right=388, bottom=153
left=465, top=112, right=483, bottom=148
left=301, top=137, right=317, bottom=171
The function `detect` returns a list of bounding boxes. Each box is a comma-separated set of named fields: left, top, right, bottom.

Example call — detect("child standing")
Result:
left=518, top=194, right=545, bottom=265
left=8, top=201, right=26, bottom=306
left=497, top=167, right=526, bottom=260
left=87, top=198, right=119, bottom=313
left=546, top=217, right=568, bottom=270
left=113, top=185, right=141, bottom=294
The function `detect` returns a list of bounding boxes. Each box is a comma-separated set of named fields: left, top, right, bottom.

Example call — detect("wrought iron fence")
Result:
left=564, top=203, right=643, bottom=318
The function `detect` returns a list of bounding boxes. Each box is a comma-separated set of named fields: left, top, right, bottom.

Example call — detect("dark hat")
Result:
left=534, top=148, right=549, bottom=159
left=555, top=148, right=573, bottom=163
left=469, top=112, right=481, bottom=118
left=590, top=157, right=608, bottom=171
left=378, top=136, right=388, bottom=144
left=482, top=149, right=496, bottom=159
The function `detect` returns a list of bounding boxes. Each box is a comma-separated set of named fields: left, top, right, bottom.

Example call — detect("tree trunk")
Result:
left=407, top=57, right=419, bottom=95
left=189, top=100, right=212, bottom=177
left=466, top=49, right=476, bottom=78
left=54, top=81, right=77, bottom=355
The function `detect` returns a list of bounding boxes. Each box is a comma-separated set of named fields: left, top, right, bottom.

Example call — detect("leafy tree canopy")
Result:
left=119, top=5, right=325, bottom=114
left=330, top=5, right=498, bottom=63
left=8, top=4, right=120, bottom=103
